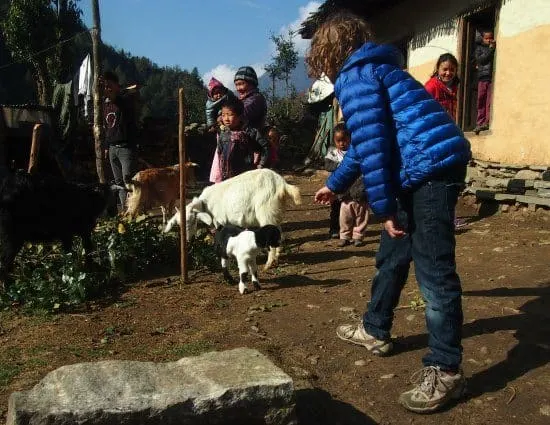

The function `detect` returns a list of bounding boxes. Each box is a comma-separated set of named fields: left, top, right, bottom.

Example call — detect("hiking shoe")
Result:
left=337, top=239, right=350, bottom=247
left=353, top=239, right=365, bottom=247
left=336, top=323, right=393, bottom=356
left=399, top=366, right=466, bottom=413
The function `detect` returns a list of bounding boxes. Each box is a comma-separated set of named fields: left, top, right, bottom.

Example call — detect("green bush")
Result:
left=0, top=218, right=217, bottom=311
left=267, top=93, right=316, bottom=166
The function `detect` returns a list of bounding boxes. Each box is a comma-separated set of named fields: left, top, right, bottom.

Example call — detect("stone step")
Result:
left=7, top=348, right=296, bottom=425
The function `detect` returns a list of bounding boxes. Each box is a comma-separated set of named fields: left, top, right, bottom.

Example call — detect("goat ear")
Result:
left=196, top=212, right=213, bottom=226
left=187, top=197, right=203, bottom=212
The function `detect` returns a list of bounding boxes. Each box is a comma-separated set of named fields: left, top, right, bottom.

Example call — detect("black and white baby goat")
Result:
left=214, top=224, right=281, bottom=295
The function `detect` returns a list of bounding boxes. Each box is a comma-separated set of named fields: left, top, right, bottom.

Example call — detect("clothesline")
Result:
left=0, top=27, right=96, bottom=72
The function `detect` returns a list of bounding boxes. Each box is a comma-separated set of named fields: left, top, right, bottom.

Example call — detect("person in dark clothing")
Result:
left=474, top=30, right=496, bottom=134
left=233, top=66, right=268, bottom=132
left=209, top=98, right=269, bottom=183
left=102, top=71, right=137, bottom=211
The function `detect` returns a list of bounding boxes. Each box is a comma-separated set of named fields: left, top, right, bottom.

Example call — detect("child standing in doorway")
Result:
left=325, top=123, right=368, bottom=247
left=309, top=12, right=471, bottom=413
left=425, top=54, right=468, bottom=230
left=425, top=53, right=459, bottom=121
left=474, top=29, right=496, bottom=134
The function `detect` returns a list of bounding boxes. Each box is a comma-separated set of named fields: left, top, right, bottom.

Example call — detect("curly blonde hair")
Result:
left=306, top=12, right=373, bottom=80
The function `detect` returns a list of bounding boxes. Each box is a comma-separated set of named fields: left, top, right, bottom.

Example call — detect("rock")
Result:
left=308, top=356, right=320, bottom=365
left=406, top=314, right=416, bottom=322
left=354, top=360, right=367, bottom=367
left=543, top=170, right=550, bottom=181
left=485, top=178, right=509, bottom=189
left=251, top=325, right=260, bottom=333
left=540, top=405, right=550, bottom=416
left=480, top=346, right=489, bottom=356
left=380, top=374, right=396, bottom=379
left=492, top=247, right=504, bottom=253
left=7, top=348, right=296, bottom=425
left=515, top=170, right=541, bottom=180
left=340, top=307, right=355, bottom=313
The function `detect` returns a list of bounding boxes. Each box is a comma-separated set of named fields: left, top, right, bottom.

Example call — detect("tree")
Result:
left=270, top=31, right=298, bottom=97
left=264, top=61, right=282, bottom=105
left=2, top=0, right=82, bottom=104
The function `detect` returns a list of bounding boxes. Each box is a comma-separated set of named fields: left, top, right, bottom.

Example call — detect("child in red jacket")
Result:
left=425, top=54, right=468, bottom=230
left=424, top=53, right=459, bottom=121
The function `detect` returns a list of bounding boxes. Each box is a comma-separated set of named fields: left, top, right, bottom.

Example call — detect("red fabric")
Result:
left=476, top=81, right=492, bottom=126
left=207, top=77, right=224, bottom=97
left=424, top=76, right=458, bottom=121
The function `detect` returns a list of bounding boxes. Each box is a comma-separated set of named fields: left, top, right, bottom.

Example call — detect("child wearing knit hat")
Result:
left=205, top=77, right=237, bottom=132
left=234, top=66, right=268, bottom=132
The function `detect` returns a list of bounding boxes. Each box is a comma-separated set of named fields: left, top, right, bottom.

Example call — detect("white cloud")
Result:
left=203, top=2, right=320, bottom=88
left=278, top=1, right=321, bottom=56
left=202, top=63, right=265, bottom=90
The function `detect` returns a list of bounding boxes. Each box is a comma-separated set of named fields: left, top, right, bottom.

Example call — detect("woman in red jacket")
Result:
left=425, top=53, right=459, bottom=121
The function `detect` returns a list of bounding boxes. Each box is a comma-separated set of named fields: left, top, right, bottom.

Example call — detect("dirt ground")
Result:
left=1, top=171, right=550, bottom=425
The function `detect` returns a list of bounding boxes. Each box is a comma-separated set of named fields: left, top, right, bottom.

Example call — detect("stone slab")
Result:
left=7, top=348, right=296, bottom=425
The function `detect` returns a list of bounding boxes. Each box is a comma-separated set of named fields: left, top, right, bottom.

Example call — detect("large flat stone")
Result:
left=7, top=348, right=295, bottom=425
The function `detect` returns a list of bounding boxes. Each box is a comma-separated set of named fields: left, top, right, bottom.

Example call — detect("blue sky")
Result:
left=80, top=0, right=320, bottom=88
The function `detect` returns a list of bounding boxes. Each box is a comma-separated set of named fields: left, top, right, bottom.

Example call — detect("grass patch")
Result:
left=0, top=361, right=21, bottom=387
left=170, top=340, right=215, bottom=358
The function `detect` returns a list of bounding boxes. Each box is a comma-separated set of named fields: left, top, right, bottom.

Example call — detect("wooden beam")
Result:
left=28, top=123, right=43, bottom=174
left=178, top=88, right=188, bottom=284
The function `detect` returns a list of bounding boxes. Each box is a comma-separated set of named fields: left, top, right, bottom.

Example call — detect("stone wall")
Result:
left=466, top=159, right=550, bottom=210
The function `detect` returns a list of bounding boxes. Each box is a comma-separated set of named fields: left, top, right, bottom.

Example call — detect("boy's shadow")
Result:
left=461, top=285, right=550, bottom=398
left=397, top=283, right=550, bottom=399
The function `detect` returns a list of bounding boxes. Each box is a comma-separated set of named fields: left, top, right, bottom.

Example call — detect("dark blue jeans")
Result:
left=363, top=179, right=464, bottom=372
left=109, top=145, right=136, bottom=209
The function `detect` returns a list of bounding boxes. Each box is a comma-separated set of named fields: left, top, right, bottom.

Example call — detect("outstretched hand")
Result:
left=314, top=186, right=336, bottom=205
left=384, top=216, right=406, bottom=238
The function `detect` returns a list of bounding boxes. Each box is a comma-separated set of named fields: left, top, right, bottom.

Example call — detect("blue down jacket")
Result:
left=326, top=42, right=471, bottom=217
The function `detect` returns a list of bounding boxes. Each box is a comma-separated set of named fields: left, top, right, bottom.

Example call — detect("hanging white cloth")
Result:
left=78, top=54, right=92, bottom=116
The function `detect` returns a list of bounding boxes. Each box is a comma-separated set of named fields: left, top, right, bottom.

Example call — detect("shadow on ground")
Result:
left=295, top=387, right=377, bottom=425
left=396, top=282, right=550, bottom=400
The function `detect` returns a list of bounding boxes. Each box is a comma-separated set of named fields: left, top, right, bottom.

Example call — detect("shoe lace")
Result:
left=409, top=366, right=442, bottom=397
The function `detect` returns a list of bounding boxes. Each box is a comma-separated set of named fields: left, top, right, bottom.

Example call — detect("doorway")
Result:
left=457, top=4, right=498, bottom=132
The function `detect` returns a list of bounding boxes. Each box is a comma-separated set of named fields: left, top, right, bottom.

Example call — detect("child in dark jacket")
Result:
left=474, top=30, right=496, bottom=134
left=209, top=98, right=269, bottom=183
left=309, top=12, right=471, bottom=414
left=425, top=53, right=459, bottom=121
left=205, top=77, right=237, bottom=132
left=325, top=124, right=369, bottom=246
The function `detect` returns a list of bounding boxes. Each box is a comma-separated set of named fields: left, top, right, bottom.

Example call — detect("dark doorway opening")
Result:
left=458, top=4, right=497, bottom=132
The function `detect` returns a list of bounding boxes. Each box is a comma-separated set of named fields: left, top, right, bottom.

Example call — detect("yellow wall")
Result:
left=471, top=25, right=550, bottom=165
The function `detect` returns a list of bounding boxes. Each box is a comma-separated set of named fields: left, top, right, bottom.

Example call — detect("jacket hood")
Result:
left=339, top=42, right=404, bottom=74
left=208, top=77, right=226, bottom=97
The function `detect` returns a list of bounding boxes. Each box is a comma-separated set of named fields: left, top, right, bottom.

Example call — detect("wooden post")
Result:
left=91, top=0, right=105, bottom=183
left=28, top=124, right=42, bottom=174
left=178, top=88, right=188, bottom=283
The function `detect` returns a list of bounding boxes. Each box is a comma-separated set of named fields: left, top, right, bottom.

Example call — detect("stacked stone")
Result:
left=465, top=160, right=550, bottom=208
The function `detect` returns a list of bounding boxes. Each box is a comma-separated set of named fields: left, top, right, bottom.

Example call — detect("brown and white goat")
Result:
left=125, top=163, right=197, bottom=225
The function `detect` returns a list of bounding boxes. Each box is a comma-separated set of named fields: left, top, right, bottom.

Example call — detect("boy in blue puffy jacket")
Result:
left=308, top=12, right=471, bottom=413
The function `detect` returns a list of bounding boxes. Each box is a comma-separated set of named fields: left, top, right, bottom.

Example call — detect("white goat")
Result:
left=164, top=168, right=301, bottom=269
left=215, top=224, right=281, bottom=294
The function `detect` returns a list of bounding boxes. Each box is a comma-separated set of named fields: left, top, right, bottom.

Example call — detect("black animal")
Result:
left=0, top=171, right=114, bottom=290
left=214, top=224, right=281, bottom=294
